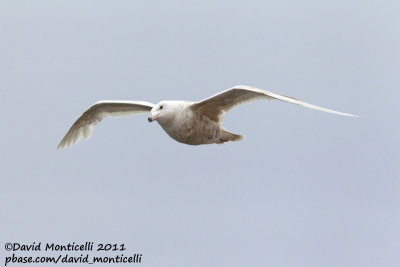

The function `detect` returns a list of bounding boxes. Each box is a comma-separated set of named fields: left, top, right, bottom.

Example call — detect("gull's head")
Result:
left=148, top=101, right=175, bottom=125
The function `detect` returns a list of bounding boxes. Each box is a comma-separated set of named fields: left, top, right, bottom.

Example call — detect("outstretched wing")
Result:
left=58, top=101, right=155, bottom=149
left=191, top=85, right=358, bottom=122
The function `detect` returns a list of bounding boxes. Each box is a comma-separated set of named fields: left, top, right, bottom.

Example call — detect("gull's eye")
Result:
left=160, top=105, right=163, bottom=110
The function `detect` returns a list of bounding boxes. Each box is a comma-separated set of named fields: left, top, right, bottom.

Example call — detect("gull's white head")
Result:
left=148, top=101, right=176, bottom=125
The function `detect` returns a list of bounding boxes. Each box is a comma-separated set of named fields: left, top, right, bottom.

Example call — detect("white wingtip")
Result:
left=347, top=114, right=359, bottom=117
left=329, top=111, right=359, bottom=117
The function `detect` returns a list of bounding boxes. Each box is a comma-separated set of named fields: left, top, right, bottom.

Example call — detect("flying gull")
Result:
left=57, top=85, right=357, bottom=149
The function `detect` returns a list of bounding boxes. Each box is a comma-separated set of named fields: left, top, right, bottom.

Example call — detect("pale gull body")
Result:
left=57, top=85, right=357, bottom=149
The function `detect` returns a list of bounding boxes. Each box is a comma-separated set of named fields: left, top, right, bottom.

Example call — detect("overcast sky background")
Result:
left=1, top=1, right=399, bottom=266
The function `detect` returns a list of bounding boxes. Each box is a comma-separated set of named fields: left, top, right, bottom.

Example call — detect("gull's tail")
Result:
left=221, top=130, right=244, bottom=143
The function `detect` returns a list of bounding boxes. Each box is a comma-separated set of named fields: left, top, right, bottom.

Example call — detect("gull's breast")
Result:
left=162, top=112, right=221, bottom=145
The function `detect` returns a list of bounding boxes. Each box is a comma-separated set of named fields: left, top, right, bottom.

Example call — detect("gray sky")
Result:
left=1, top=1, right=399, bottom=266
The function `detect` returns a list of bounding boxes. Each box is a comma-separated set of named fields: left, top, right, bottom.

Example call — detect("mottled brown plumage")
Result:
left=58, top=85, right=357, bottom=149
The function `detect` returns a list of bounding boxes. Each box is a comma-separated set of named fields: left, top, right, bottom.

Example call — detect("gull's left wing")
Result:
left=58, top=101, right=155, bottom=149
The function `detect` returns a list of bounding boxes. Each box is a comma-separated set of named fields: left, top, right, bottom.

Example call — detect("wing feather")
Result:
left=191, top=85, right=358, bottom=122
left=58, top=101, right=155, bottom=149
